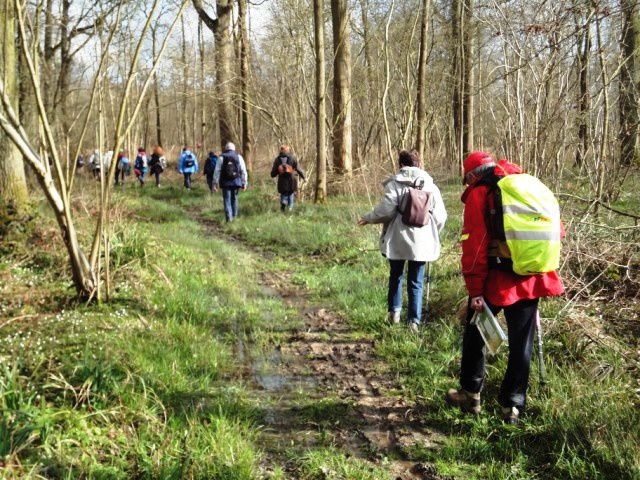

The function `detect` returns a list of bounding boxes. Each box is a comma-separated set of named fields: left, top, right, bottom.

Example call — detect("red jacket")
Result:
left=460, top=163, right=564, bottom=306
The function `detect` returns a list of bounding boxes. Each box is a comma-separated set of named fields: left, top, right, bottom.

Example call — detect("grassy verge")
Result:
left=0, top=182, right=290, bottom=478
left=201, top=181, right=640, bottom=480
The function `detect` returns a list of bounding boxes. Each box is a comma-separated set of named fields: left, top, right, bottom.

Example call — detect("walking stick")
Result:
left=535, top=310, right=548, bottom=388
left=424, top=262, right=432, bottom=323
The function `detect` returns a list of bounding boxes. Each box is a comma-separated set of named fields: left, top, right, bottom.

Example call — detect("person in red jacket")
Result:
left=446, top=151, right=564, bottom=424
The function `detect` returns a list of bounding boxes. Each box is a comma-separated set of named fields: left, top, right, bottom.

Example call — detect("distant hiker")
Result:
left=89, top=150, right=101, bottom=179
left=115, top=151, right=130, bottom=186
left=104, top=150, right=114, bottom=171
left=445, top=151, right=564, bottom=424
left=212, top=142, right=248, bottom=222
left=134, top=148, right=148, bottom=187
left=270, top=145, right=305, bottom=212
left=76, top=154, right=85, bottom=170
left=358, top=149, right=447, bottom=333
left=204, top=151, right=219, bottom=193
left=149, top=146, right=166, bottom=187
left=178, top=147, right=199, bottom=190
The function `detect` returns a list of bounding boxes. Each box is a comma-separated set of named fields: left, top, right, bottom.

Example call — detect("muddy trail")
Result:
left=197, top=215, right=447, bottom=480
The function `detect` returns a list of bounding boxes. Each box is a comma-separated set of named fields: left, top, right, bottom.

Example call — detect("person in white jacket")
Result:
left=358, top=149, right=447, bottom=332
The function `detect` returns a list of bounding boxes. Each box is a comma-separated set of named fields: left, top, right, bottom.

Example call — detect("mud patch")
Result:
left=195, top=213, right=447, bottom=479
left=254, top=269, right=446, bottom=479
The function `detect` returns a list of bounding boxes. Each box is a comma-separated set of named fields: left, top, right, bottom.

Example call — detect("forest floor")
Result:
left=1, top=171, right=639, bottom=479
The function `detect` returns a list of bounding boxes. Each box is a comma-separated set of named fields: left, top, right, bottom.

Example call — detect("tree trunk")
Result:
left=43, top=0, right=55, bottom=120
left=619, top=0, right=639, bottom=167
left=193, top=0, right=234, bottom=148
left=331, top=0, right=352, bottom=175
left=314, top=0, right=327, bottom=202
left=198, top=19, right=206, bottom=146
left=451, top=0, right=474, bottom=170
left=152, top=26, right=163, bottom=146
left=0, top=0, right=29, bottom=214
left=576, top=16, right=590, bottom=168
left=238, top=0, right=253, bottom=174
left=57, top=0, right=72, bottom=135
left=180, top=15, right=189, bottom=146
left=415, top=0, right=431, bottom=162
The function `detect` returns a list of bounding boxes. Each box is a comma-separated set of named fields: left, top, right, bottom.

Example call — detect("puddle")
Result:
left=251, top=348, right=317, bottom=393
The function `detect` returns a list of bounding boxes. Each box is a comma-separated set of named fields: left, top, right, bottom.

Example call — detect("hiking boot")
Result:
left=388, top=311, right=401, bottom=325
left=445, top=388, right=481, bottom=414
left=409, top=321, right=420, bottom=334
left=502, top=406, right=520, bottom=425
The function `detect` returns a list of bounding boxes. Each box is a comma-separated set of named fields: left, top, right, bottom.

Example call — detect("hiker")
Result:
left=89, top=150, right=101, bottom=179
left=445, top=151, right=564, bottom=424
left=178, top=147, right=199, bottom=189
left=115, top=151, right=130, bottom=186
left=148, top=146, right=166, bottom=187
left=212, top=142, right=248, bottom=222
left=134, top=148, right=148, bottom=187
left=270, top=145, right=305, bottom=212
left=104, top=150, right=114, bottom=171
left=358, top=149, right=447, bottom=333
left=76, top=154, right=85, bottom=170
left=204, top=151, right=219, bottom=193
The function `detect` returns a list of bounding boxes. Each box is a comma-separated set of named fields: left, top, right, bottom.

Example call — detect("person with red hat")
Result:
left=446, top=151, right=564, bottom=424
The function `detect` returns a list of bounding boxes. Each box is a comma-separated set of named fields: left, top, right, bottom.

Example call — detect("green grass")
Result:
left=196, top=181, right=640, bottom=480
left=0, top=182, right=280, bottom=478
left=2, top=175, right=639, bottom=479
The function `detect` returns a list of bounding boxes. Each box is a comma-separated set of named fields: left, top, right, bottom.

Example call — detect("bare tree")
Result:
left=0, top=0, right=187, bottom=298
left=451, top=0, right=474, bottom=168
left=331, top=0, right=353, bottom=176
left=415, top=0, right=432, bottom=161
left=0, top=0, right=29, bottom=214
left=238, top=0, right=253, bottom=173
left=619, top=0, right=639, bottom=167
left=314, top=0, right=327, bottom=202
left=193, top=0, right=236, bottom=148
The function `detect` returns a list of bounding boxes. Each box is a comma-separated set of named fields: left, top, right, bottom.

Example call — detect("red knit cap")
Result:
left=463, top=151, right=496, bottom=175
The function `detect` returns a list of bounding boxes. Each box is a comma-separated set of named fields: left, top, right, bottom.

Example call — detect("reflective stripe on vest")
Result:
left=498, top=174, right=561, bottom=275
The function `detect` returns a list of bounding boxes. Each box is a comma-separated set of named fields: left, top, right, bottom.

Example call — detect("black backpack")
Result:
left=221, top=155, right=240, bottom=181
left=183, top=153, right=195, bottom=169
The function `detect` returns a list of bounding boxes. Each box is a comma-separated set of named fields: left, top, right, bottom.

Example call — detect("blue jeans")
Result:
left=388, top=260, right=426, bottom=324
left=280, top=193, right=295, bottom=211
left=222, top=188, right=239, bottom=221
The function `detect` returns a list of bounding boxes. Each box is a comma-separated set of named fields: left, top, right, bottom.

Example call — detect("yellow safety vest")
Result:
left=498, top=174, right=561, bottom=275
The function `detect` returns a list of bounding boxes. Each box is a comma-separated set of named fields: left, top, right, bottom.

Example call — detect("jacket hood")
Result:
left=385, top=166, right=434, bottom=188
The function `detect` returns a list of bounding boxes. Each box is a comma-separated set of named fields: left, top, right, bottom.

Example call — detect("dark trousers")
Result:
left=222, top=188, right=239, bottom=221
left=460, top=297, right=539, bottom=409
left=115, top=168, right=125, bottom=185
left=183, top=172, right=192, bottom=189
left=206, top=173, right=215, bottom=192
left=154, top=171, right=161, bottom=186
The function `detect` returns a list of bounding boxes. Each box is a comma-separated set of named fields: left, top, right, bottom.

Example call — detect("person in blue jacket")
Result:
left=204, top=151, right=219, bottom=193
left=212, top=142, right=248, bottom=222
left=178, top=147, right=199, bottom=189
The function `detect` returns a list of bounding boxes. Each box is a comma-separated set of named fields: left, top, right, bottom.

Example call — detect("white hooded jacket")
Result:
left=362, top=167, right=447, bottom=262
